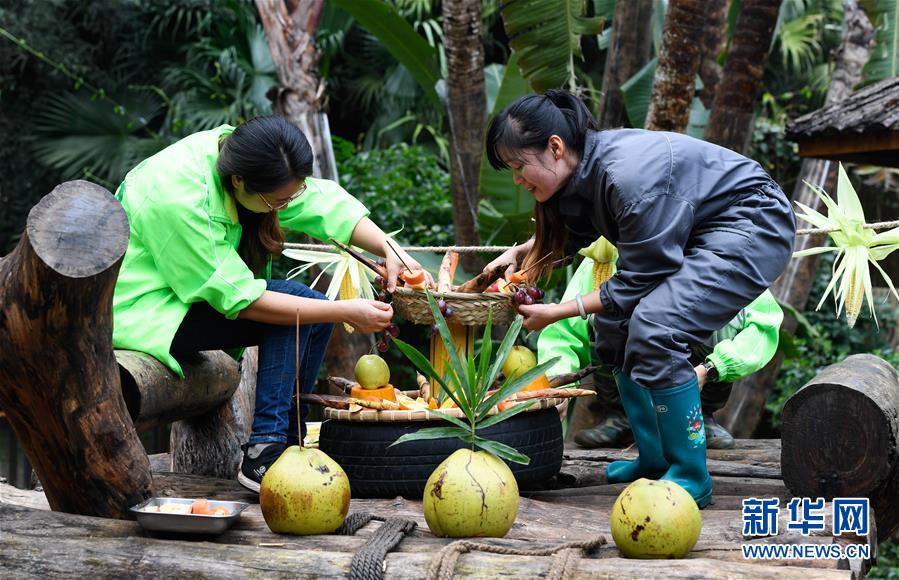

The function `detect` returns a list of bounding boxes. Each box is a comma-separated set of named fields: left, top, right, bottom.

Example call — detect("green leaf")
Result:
left=476, top=308, right=495, bottom=403
left=500, top=0, right=606, bottom=92
left=474, top=436, right=531, bottom=465
left=478, top=53, right=534, bottom=246
left=331, top=0, right=441, bottom=105
left=476, top=399, right=537, bottom=429
left=861, top=0, right=899, bottom=84
left=620, top=57, right=656, bottom=128
left=484, top=63, right=505, bottom=113
left=482, top=314, right=525, bottom=400
left=477, top=358, right=559, bottom=420
left=392, top=338, right=450, bottom=393
left=424, top=408, right=473, bottom=432
left=426, top=292, right=472, bottom=399
left=390, top=426, right=471, bottom=447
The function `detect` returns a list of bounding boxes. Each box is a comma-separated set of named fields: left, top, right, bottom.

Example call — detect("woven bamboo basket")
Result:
left=322, top=397, right=563, bottom=422
left=392, top=287, right=514, bottom=326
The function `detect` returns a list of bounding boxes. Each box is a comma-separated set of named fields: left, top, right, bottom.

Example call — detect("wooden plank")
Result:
left=0, top=503, right=853, bottom=578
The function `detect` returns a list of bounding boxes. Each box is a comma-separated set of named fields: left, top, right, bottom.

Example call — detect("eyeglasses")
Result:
left=257, top=182, right=307, bottom=211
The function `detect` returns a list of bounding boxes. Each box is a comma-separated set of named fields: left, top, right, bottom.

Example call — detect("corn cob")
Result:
left=339, top=269, right=356, bottom=333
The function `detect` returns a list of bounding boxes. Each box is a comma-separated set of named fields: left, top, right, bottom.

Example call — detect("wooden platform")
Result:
left=0, top=439, right=874, bottom=578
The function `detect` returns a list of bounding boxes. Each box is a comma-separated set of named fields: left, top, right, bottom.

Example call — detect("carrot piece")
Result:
left=400, top=269, right=427, bottom=286
left=191, top=499, right=210, bottom=515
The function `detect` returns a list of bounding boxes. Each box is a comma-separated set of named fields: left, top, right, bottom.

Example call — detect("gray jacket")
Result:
left=557, top=129, right=775, bottom=318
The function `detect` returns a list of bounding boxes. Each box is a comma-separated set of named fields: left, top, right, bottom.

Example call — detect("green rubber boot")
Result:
left=605, top=371, right=668, bottom=484
left=653, top=379, right=713, bottom=508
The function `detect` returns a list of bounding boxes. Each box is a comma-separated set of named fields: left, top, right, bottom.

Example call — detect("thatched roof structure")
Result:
left=786, top=77, right=899, bottom=167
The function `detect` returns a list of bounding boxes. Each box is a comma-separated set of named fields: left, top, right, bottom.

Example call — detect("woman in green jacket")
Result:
left=537, top=237, right=784, bottom=452
left=113, top=116, right=421, bottom=492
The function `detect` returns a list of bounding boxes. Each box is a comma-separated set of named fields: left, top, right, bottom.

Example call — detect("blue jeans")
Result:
left=170, top=279, right=334, bottom=445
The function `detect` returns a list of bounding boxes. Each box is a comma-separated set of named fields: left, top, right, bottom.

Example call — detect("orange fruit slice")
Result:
left=350, top=384, right=397, bottom=401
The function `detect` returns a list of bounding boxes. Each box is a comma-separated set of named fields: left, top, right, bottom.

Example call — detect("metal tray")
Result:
left=130, top=497, right=250, bottom=534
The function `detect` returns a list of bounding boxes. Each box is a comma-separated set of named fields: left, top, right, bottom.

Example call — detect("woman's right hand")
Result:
left=484, top=239, right=533, bottom=279
left=343, top=299, right=394, bottom=333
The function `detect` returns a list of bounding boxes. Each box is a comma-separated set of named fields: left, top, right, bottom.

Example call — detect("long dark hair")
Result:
left=486, top=90, right=598, bottom=280
left=217, top=116, right=314, bottom=274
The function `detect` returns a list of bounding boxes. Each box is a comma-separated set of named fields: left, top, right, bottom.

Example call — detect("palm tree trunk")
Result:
left=644, top=0, right=706, bottom=132
left=255, top=0, right=337, bottom=180
left=255, top=0, right=370, bottom=381
left=719, top=0, right=875, bottom=437
left=598, top=0, right=654, bottom=129
left=703, top=0, right=781, bottom=153
left=697, top=0, right=731, bottom=109
left=443, top=0, right=486, bottom=272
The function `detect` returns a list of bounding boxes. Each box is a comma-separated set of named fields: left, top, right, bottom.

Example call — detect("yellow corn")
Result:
left=593, top=260, right=614, bottom=289
left=339, top=270, right=356, bottom=333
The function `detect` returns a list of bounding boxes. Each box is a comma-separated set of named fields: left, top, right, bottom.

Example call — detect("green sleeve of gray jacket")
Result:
left=706, top=289, right=783, bottom=383
left=537, top=259, right=596, bottom=377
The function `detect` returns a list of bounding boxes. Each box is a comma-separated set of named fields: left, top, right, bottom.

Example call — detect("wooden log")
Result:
left=117, top=350, right=240, bottom=431
left=0, top=181, right=153, bottom=518
left=0, top=502, right=856, bottom=578
left=169, top=347, right=257, bottom=478
left=781, top=353, right=899, bottom=541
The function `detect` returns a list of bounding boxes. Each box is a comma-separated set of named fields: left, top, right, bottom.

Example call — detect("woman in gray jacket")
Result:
left=484, top=90, right=796, bottom=508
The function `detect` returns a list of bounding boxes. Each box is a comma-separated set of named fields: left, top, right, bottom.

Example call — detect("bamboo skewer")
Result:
left=329, top=238, right=388, bottom=278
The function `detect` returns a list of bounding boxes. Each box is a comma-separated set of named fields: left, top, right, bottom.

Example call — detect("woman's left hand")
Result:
left=517, top=303, right=562, bottom=331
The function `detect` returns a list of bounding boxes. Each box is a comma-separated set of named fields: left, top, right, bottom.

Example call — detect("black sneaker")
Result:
left=238, top=442, right=286, bottom=493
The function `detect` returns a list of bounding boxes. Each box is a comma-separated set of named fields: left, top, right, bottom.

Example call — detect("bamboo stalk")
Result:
left=456, top=264, right=507, bottom=293
left=548, top=366, right=598, bottom=388
left=437, top=251, right=459, bottom=293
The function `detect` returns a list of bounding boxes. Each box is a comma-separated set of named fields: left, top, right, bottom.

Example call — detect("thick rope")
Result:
left=334, top=512, right=418, bottom=580
left=424, top=535, right=607, bottom=580
left=283, top=219, right=899, bottom=255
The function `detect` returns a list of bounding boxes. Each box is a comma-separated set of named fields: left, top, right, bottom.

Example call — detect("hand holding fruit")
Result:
left=483, top=243, right=527, bottom=280
left=343, top=299, right=393, bottom=333
left=516, top=302, right=561, bottom=332
left=383, top=241, right=433, bottom=292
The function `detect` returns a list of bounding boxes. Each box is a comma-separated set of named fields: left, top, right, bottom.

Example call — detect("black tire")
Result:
left=319, top=408, right=563, bottom=498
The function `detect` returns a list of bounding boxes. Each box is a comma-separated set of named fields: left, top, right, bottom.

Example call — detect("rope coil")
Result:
left=424, top=535, right=607, bottom=580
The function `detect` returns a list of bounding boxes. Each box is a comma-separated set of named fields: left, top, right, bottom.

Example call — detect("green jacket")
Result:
left=112, top=125, right=369, bottom=377
left=537, top=255, right=783, bottom=383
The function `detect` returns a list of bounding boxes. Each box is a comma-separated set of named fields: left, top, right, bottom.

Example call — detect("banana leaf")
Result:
left=620, top=57, right=709, bottom=137
left=861, top=0, right=899, bottom=83
left=500, top=0, right=606, bottom=92
left=478, top=53, right=535, bottom=245
left=331, top=0, right=441, bottom=105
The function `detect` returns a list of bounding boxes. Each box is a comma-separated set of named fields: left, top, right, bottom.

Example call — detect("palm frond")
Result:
left=500, top=0, right=606, bottom=92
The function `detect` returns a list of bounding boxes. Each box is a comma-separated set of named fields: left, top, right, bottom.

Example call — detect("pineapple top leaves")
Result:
left=391, top=292, right=558, bottom=465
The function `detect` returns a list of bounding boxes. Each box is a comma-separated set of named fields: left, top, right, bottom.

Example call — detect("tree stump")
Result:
left=169, top=348, right=258, bottom=478
left=781, top=353, right=899, bottom=540
left=0, top=181, right=153, bottom=518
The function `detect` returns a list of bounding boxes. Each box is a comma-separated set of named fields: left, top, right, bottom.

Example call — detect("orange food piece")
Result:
left=509, top=271, right=528, bottom=284
left=498, top=401, right=514, bottom=412
left=521, top=373, right=551, bottom=392
left=428, top=399, right=438, bottom=410
left=212, top=507, right=230, bottom=516
left=350, top=384, right=397, bottom=401
left=191, top=498, right=212, bottom=515
left=400, top=270, right=427, bottom=289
